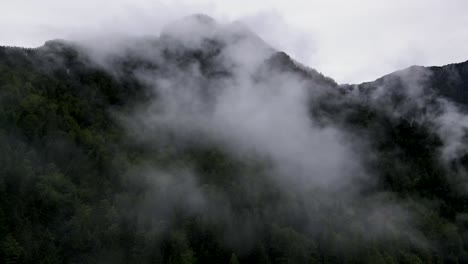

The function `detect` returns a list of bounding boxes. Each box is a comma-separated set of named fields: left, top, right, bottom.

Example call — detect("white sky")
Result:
left=1, top=0, right=468, bottom=83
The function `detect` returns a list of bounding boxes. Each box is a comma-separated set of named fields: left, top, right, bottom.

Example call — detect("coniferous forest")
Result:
left=2, top=16, right=468, bottom=264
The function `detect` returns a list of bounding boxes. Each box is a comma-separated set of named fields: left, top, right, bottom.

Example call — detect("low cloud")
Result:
left=72, top=15, right=454, bottom=252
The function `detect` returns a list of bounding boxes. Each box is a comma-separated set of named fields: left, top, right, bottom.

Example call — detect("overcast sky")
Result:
left=1, top=0, right=468, bottom=83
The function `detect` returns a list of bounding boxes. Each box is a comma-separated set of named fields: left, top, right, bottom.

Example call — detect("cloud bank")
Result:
left=68, top=15, right=468, bottom=254
left=2, top=0, right=468, bottom=83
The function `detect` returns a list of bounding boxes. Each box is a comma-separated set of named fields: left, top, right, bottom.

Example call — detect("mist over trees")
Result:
left=1, top=15, right=468, bottom=264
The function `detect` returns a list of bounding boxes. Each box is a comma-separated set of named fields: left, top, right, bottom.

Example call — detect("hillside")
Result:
left=1, top=16, right=468, bottom=264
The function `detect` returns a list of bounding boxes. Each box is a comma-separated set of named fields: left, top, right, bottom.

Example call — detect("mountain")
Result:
left=349, top=61, right=468, bottom=107
left=1, top=15, right=468, bottom=264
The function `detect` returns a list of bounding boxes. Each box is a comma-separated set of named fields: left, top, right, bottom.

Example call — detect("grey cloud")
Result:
left=3, top=1, right=468, bottom=83
left=77, top=16, right=432, bottom=252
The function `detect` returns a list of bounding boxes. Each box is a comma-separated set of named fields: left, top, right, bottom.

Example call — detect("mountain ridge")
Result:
left=2, top=16, right=468, bottom=263
left=4, top=33, right=468, bottom=95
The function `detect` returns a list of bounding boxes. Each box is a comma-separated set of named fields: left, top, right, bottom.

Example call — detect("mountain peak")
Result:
left=160, top=14, right=219, bottom=44
left=188, top=14, right=217, bottom=25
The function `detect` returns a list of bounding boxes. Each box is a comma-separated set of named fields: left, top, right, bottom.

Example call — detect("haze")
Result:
left=2, top=0, right=468, bottom=83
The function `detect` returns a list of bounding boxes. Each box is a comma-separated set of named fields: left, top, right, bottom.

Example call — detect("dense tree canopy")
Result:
left=1, top=36, right=468, bottom=264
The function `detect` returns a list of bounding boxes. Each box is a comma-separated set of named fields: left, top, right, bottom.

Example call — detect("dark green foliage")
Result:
left=1, top=41, right=468, bottom=264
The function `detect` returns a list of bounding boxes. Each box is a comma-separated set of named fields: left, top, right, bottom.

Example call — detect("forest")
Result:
left=1, top=17, right=468, bottom=263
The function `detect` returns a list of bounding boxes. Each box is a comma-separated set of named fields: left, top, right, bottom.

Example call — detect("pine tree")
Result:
left=229, top=253, right=240, bottom=264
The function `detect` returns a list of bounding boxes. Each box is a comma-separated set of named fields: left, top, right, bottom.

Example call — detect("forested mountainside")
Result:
left=2, top=15, right=468, bottom=264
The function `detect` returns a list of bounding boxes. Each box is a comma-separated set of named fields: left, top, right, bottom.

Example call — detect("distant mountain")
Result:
left=1, top=15, right=468, bottom=264
left=348, top=60, right=468, bottom=107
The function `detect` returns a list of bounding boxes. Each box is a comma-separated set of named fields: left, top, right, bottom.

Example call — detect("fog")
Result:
left=3, top=3, right=468, bottom=261
left=69, top=15, right=463, bottom=252
left=2, top=0, right=468, bottom=83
